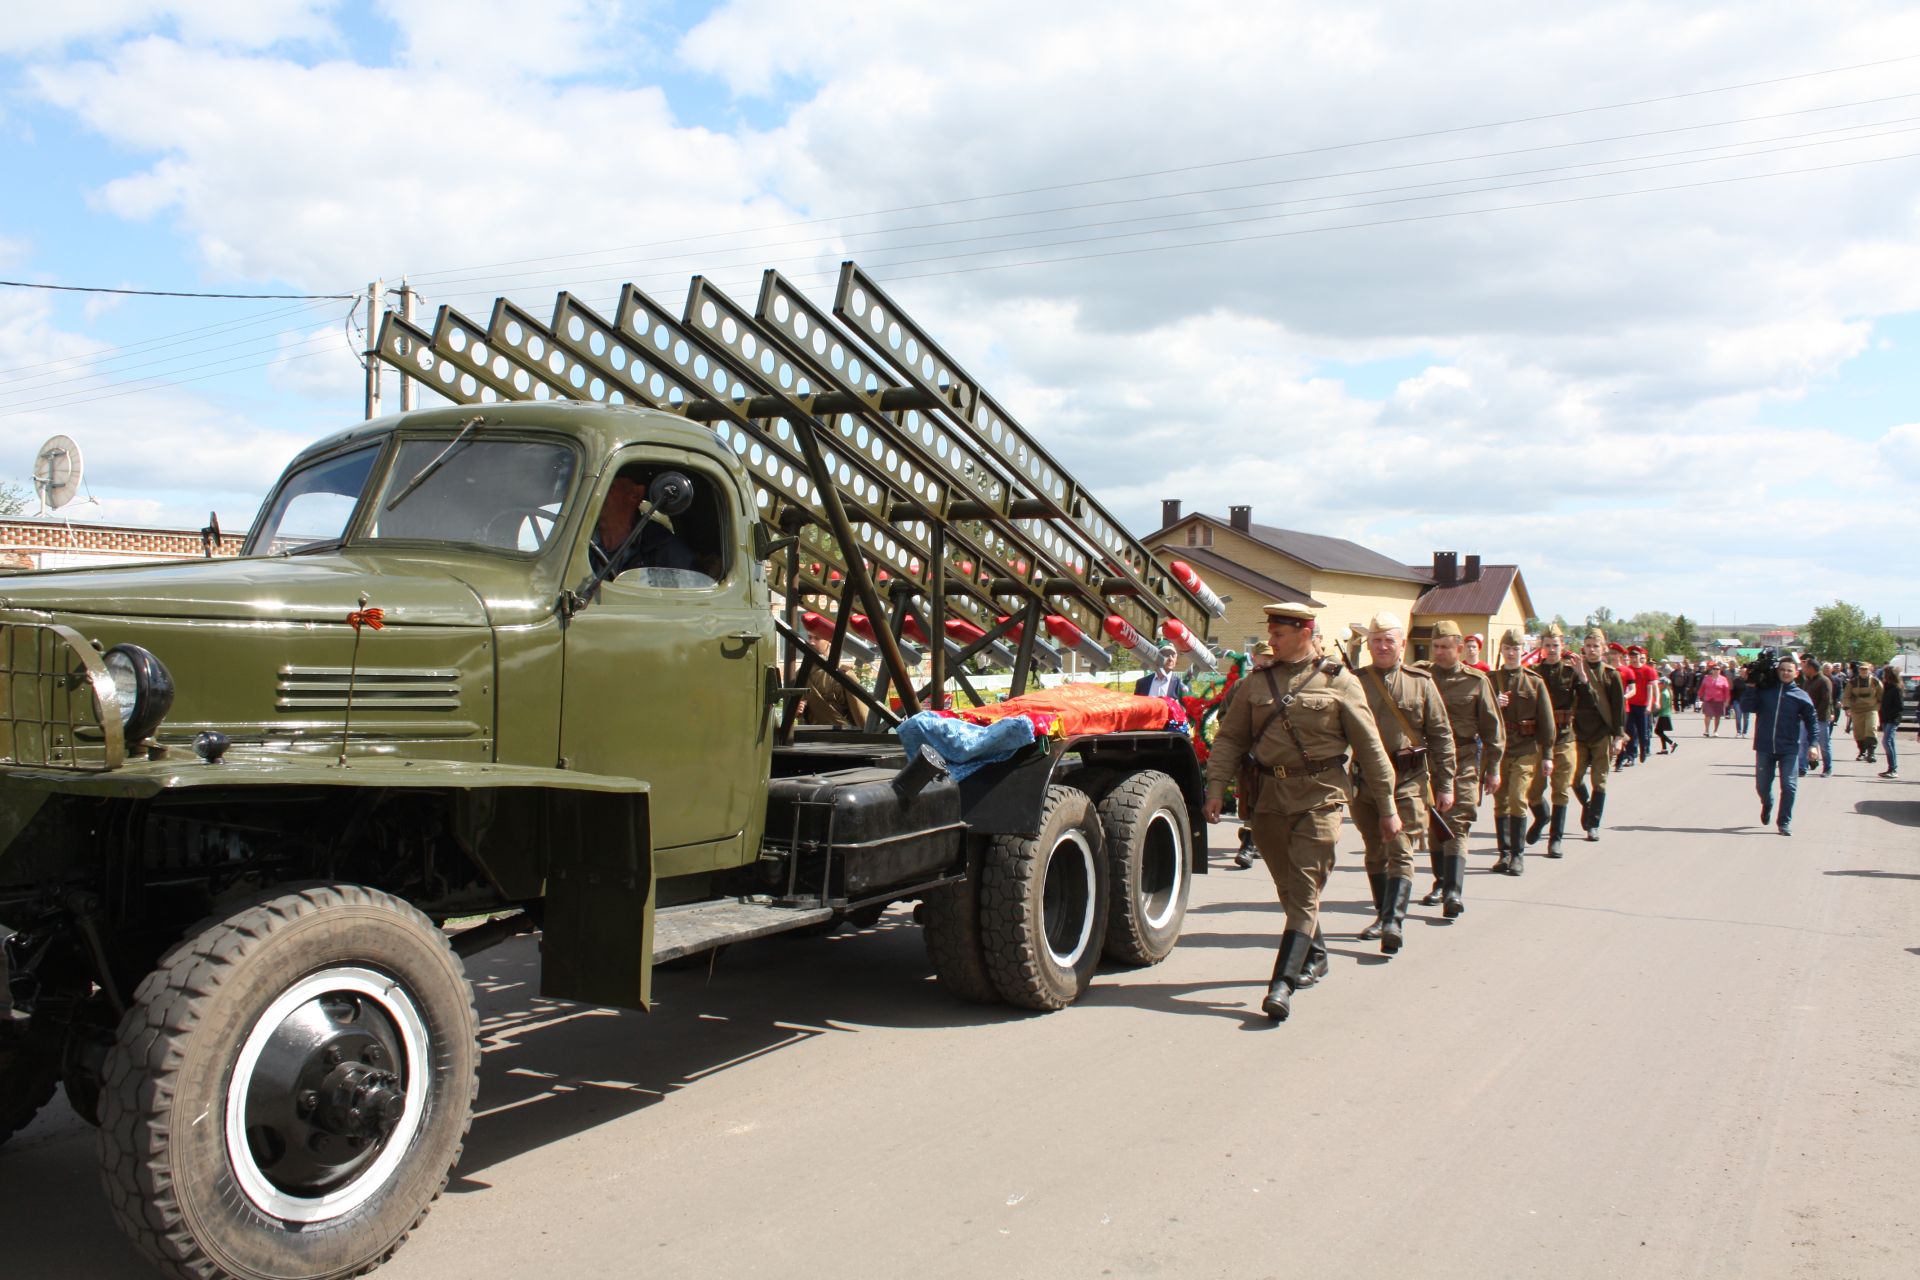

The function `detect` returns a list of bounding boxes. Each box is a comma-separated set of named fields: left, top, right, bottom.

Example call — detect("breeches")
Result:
left=1251, top=804, right=1343, bottom=935
left=1496, top=751, right=1539, bottom=817
left=1352, top=788, right=1426, bottom=878
left=1852, top=713, right=1878, bottom=743
left=1527, top=736, right=1576, bottom=805
left=1574, top=737, right=1612, bottom=794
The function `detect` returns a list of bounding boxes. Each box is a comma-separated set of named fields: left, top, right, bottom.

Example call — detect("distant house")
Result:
left=1405, top=554, right=1538, bottom=662
left=1, top=516, right=237, bottom=571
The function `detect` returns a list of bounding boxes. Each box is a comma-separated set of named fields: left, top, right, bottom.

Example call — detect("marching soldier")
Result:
left=1572, top=627, right=1628, bottom=840
left=1528, top=624, right=1583, bottom=857
left=1844, top=664, right=1883, bottom=762
left=1350, top=611, right=1456, bottom=953
left=1204, top=602, right=1398, bottom=1022
left=1490, top=629, right=1556, bottom=875
left=1418, top=620, right=1503, bottom=918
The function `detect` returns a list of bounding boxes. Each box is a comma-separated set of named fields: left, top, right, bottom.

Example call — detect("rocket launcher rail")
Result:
left=373, top=261, right=1217, bottom=732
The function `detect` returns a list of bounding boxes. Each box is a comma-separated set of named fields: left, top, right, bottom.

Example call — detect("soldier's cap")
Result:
left=1431, top=620, right=1463, bottom=639
left=1545, top=622, right=1566, bottom=637
left=1262, top=601, right=1318, bottom=626
left=1365, top=610, right=1405, bottom=637
left=1158, top=643, right=1177, bottom=655
left=1500, top=627, right=1526, bottom=647
left=1585, top=627, right=1607, bottom=644
left=1250, top=640, right=1275, bottom=656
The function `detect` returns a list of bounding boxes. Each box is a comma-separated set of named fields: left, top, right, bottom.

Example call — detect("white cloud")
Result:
left=376, top=0, right=634, bottom=80
left=0, top=1, right=337, bottom=55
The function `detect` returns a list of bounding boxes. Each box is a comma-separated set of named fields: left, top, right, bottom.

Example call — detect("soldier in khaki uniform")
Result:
left=1490, top=629, right=1556, bottom=875
left=1417, top=620, right=1502, bottom=919
left=1528, top=624, right=1582, bottom=858
left=1204, top=601, right=1398, bottom=1022
left=1572, top=627, right=1628, bottom=840
left=1350, top=611, right=1456, bottom=954
left=798, top=634, right=859, bottom=727
left=1843, top=666, right=1883, bottom=762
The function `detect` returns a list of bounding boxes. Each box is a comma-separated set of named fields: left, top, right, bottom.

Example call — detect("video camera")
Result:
left=1747, top=647, right=1783, bottom=691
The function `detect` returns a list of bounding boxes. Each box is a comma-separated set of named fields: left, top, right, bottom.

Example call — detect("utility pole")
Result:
left=398, top=278, right=417, bottom=412
left=363, top=278, right=383, bottom=420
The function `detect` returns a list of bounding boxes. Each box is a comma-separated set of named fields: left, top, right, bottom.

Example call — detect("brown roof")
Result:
left=1168, top=515, right=1428, bottom=583
left=1156, top=544, right=1322, bottom=607
left=1410, top=563, right=1522, bottom=617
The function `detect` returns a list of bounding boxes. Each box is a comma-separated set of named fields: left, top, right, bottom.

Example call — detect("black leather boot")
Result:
left=1299, top=926, right=1329, bottom=987
left=1505, top=816, right=1526, bottom=876
left=1380, top=876, right=1413, bottom=954
left=1526, top=802, right=1549, bottom=845
left=1442, top=846, right=1466, bottom=919
left=1357, top=872, right=1387, bottom=941
left=1420, top=839, right=1445, bottom=906
left=1573, top=779, right=1591, bottom=833
left=1491, top=813, right=1512, bottom=874
left=1263, top=929, right=1313, bottom=1022
left=1548, top=804, right=1567, bottom=858
left=1587, top=790, right=1606, bottom=841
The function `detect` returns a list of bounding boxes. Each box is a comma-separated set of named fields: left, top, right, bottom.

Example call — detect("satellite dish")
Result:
left=33, top=435, right=83, bottom=512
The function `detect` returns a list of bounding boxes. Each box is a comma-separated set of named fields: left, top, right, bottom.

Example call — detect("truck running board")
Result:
left=651, top=900, right=834, bottom=964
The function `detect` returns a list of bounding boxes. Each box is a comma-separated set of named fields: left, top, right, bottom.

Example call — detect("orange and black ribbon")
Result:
left=346, top=607, right=385, bottom=632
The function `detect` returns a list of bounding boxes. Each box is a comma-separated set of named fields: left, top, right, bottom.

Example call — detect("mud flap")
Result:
left=540, top=789, right=655, bottom=1011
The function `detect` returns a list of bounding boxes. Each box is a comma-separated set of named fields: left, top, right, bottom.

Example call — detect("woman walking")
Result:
left=1880, top=666, right=1903, bottom=778
left=1655, top=676, right=1679, bottom=753
left=1699, top=662, right=1731, bottom=736
left=1729, top=665, right=1751, bottom=737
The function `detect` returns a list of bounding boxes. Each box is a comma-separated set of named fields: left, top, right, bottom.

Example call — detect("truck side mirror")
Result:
left=754, top=521, right=797, bottom=561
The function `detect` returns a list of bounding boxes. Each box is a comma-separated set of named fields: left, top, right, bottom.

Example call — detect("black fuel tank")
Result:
left=762, top=764, right=965, bottom=899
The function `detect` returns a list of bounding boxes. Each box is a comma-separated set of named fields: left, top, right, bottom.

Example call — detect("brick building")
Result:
left=0, top=517, right=239, bottom=572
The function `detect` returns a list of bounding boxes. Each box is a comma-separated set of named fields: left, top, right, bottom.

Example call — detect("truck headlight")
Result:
left=103, top=644, right=175, bottom=744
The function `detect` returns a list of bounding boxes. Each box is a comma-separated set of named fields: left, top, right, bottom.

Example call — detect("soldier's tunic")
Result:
left=1844, top=676, right=1882, bottom=746
left=1206, top=655, right=1397, bottom=935
left=1529, top=657, right=1583, bottom=808
left=1491, top=665, right=1556, bottom=817
left=1351, top=663, right=1458, bottom=879
left=1425, top=661, right=1504, bottom=844
left=801, top=664, right=859, bottom=727
left=1572, top=662, right=1627, bottom=802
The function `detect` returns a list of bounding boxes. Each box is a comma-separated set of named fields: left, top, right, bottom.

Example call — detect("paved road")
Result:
left=4, top=727, right=1916, bottom=1278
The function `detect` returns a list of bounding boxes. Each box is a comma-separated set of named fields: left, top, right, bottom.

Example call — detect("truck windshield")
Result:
left=251, top=444, right=382, bottom=554
left=366, top=437, right=577, bottom=554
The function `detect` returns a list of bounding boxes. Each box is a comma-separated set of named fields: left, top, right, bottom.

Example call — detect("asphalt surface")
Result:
left=3, top=722, right=1916, bottom=1279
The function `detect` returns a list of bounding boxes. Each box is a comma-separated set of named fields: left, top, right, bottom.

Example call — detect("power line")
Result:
left=0, top=279, right=356, bottom=301
left=394, top=53, right=1920, bottom=285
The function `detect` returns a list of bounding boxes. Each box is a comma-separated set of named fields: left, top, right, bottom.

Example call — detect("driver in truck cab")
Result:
left=589, top=467, right=699, bottom=579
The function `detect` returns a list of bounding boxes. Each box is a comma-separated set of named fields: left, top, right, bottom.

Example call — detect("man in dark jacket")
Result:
left=1879, top=666, right=1903, bottom=778
left=1796, top=657, right=1834, bottom=778
left=1134, top=645, right=1190, bottom=701
left=1740, top=654, right=1820, bottom=836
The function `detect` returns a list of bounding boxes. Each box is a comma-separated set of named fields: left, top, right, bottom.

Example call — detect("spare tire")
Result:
left=1097, top=770, right=1192, bottom=966
left=979, top=785, right=1109, bottom=1010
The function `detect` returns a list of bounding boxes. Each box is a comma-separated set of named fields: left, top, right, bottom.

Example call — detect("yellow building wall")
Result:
left=1304, top=570, right=1426, bottom=659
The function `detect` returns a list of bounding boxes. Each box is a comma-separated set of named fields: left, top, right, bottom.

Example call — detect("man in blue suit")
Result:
left=1135, top=644, right=1189, bottom=701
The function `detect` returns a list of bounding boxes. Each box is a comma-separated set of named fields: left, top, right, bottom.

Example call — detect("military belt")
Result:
left=1272, top=755, right=1346, bottom=779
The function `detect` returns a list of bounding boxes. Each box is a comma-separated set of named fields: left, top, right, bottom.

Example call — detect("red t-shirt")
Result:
left=1627, top=663, right=1658, bottom=708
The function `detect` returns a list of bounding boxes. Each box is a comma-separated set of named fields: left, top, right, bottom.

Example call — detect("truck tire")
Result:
left=98, top=885, right=478, bottom=1280
left=0, top=1017, right=60, bottom=1148
left=920, top=851, right=999, bottom=1004
left=979, top=785, right=1110, bottom=1010
left=1097, top=770, right=1191, bottom=966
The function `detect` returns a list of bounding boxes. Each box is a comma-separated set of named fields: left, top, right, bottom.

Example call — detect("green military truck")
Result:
left=0, top=263, right=1222, bottom=1280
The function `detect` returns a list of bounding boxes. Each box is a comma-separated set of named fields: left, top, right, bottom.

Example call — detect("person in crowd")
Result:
left=1527, top=624, right=1583, bottom=857
left=1740, top=653, right=1820, bottom=837
left=1573, top=629, right=1628, bottom=840
left=1228, top=641, right=1278, bottom=868
left=1490, top=629, right=1556, bottom=874
left=1203, top=602, right=1398, bottom=1023
left=797, top=633, right=860, bottom=728
left=1463, top=633, right=1491, bottom=673
left=1623, top=645, right=1659, bottom=764
left=1610, top=644, right=1640, bottom=770
left=1843, top=664, right=1883, bottom=764
left=1418, top=621, right=1502, bottom=916
left=1655, top=675, right=1678, bottom=753
left=1878, top=665, right=1903, bottom=778
left=1698, top=661, right=1731, bottom=736
left=1349, top=612, right=1456, bottom=953
left=1135, top=644, right=1190, bottom=701
left=1796, top=655, right=1835, bottom=777
left=1729, top=664, right=1751, bottom=737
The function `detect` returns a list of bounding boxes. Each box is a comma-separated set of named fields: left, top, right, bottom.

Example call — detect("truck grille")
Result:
left=0, top=621, right=124, bottom=770
left=275, top=666, right=462, bottom=712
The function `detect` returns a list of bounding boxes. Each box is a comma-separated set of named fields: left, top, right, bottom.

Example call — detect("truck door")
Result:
left=559, top=448, right=771, bottom=872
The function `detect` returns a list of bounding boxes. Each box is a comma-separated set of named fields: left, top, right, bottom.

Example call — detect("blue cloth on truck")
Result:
left=897, top=711, right=1037, bottom=781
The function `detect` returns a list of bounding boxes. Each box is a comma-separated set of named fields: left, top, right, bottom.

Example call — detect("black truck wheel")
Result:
left=920, top=849, right=999, bottom=1004
left=0, top=1016, right=60, bottom=1148
left=979, top=785, right=1110, bottom=1010
left=1097, top=770, right=1192, bottom=966
left=98, top=885, right=478, bottom=1280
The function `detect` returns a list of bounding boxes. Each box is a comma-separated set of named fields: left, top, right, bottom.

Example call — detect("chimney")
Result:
left=1433, top=551, right=1458, bottom=584
left=1161, top=499, right=1182, bottom=529
left=1228, top=505, right=1251, bottom=533
left=1463, top=554, right=1482, bottom=582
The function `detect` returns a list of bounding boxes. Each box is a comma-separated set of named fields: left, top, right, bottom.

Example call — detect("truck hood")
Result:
left=0, top=553, right=490, bottom=628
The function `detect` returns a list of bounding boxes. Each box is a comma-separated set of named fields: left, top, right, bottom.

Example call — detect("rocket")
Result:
left=943, top=617, right=1018, bottom=667
left=848, top=613, right=923, bottom=665
left=799, top=611, right=878, bottom=662
left=1160, top=617, right=1217, bottom=672
left=1168, top=561, right=1227, bottom=618
left=996, top=615, right=1066, bottom=671
left=1044, top=614, right=1112, bottom=670
left=1104, top=614, right=1162, bottom=669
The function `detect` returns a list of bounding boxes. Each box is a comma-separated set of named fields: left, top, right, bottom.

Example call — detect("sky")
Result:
left=3, top=0, right=1918, bottom=628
